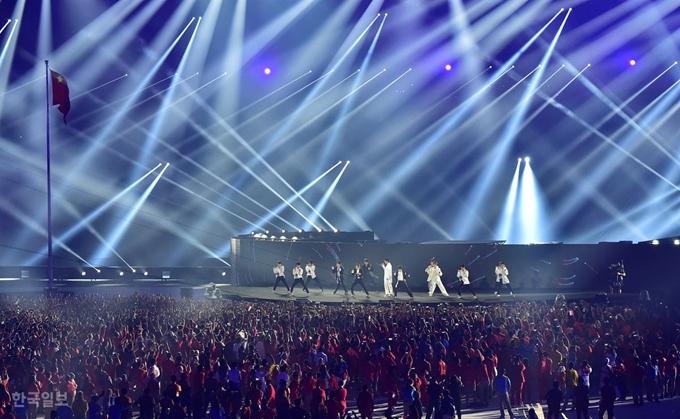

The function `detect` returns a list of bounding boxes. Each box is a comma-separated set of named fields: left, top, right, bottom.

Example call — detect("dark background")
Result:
left=231, top=238, right=677, bottom=296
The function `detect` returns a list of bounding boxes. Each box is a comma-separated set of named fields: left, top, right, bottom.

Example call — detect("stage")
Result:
left=0, top=277, right=642, bottom=305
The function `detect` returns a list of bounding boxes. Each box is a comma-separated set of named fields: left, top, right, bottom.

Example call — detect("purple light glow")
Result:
left=629, top=59, right=636, bottom=66
left=264, top=68, right=271, bottom=75
left=445, top=64, right=452, bottom=71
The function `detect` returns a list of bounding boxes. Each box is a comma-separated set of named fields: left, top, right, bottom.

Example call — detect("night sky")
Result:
left=1, top=0, right=679, bottom=267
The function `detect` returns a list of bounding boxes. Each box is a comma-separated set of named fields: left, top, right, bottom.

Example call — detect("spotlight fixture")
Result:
left=675, top=239, right=680, bottom=245
left=298, top=229, right=303, bottom=233
left=251, top=231, right=255, bottom=235
left=119, top=271, right=124, bottom=276
left=264, top=68, right=271, bottom=75
left=265, top=230, right=270, bottom=235
left=282, top=229, right=286, bottom=233
left=445, top=64, right=452, bottom=71
left=221, top=272, right=227, bottom=276
left=81, top=271, right=86, bottom=276
left=144, top=271, right=149, bottom=276
left=629, top=59, right=636, bottom=66
left=524, top=157, right=530, bottom=163
left=652, top=239, right=660, bottom=245
left=517, top=158, right=522, bottom=162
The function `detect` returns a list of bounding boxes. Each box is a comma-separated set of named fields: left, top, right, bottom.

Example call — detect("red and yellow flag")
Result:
left=50, top=70, right=70, bottom=124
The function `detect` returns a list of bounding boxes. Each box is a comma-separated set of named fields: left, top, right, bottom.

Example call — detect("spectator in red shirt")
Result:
left=356, top=385, right=374, bottom=419
left=508, top=356, right=525, bottom=406
left=247, top=380, right=264, bottom=408
left=325, top=393, right=340, bottom=419
left=310, top=381, right=325, bottom=417
left=334, top=381, right=347, bottom=418
left=630, top=358, right=645, bottom=406
left=664, top=347, right=678, bottom=398
left=473, top=358, right=489, bottom=406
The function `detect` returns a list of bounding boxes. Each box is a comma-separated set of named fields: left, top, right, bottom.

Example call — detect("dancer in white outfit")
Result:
left=457, top=265, right=477, bottom=299
left=425, top=260, right=448, bottom=296
left=290, top=262, right=309, bottom=295
left=382, top=259, right=394, bottom=297
left=272, top=261, right=290, bottom=292
left=305, top=260, right=323, bottom=292
left=494, top=261, right=514, bottom=296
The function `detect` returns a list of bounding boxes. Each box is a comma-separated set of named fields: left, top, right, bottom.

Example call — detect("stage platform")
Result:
left=0, top=277, right=642, bottom=305
left=217, top=285, right=639, bottom=305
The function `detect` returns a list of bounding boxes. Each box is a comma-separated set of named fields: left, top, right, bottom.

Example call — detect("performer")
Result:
left=305, top=260, right=323, bottom=292
left=272, top=261, right=290, bottom=293
left=290, top=262, right=309, bottom=295
left=393, top=265, right=414, bottom=299
left=456, top=265, right=477, bottom=299
left=425, top=260, right=449, bottom=296
left=350, top=263, right=370, bottom=297
left=494, top=261, right=514, bottom=296
left=609, top=261, right=625, bottom=294
left=361, top=258, right=378, bottom=291
left=382, top=258, right=394, bottom=297
left=332, top=261, right=348, bottom=295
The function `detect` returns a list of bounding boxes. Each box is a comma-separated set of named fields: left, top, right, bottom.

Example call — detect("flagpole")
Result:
left=45, top=60, right=54, bottom=290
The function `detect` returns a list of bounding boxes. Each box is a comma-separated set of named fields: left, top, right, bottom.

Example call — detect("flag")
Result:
left=50, top=70, right=70, bottom=124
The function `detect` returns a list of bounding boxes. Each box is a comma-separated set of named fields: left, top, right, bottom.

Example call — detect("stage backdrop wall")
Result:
left=231, top=239, right=680, bottom=297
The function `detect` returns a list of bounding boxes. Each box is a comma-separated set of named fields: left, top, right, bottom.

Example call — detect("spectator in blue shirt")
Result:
left=493, top=369, right=515, bottom=419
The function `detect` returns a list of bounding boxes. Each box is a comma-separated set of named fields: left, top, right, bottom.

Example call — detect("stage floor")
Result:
left=218, top=285, right=637, bottom=305
left=0, top=278, right=640, bottom=304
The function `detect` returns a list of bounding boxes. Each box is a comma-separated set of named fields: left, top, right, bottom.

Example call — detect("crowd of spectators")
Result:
left=0, top=293, right=677, bottom=419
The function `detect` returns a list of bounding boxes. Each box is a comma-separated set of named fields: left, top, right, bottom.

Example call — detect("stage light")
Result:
left=265, top=230, right=270, bottom=235
left=119, top=271, right=124, bottom=276
left=652, top=239, right=660, bottom=245
left=674, top=240, right=680, bottom=245
left=496, top=159, right=522, bottom=242
left=221, top=272, right=226, bottom=276
left=132, top=269, right=136, bottom=273
left=282, top=229, right=286, bottom=233
left=251, top=231, right=255, bottom=235
left=629, top=59, right=636, bottom=66
left=445, top=64, right=452, bottom=71
left=81, top=271, right=86, bottom=276
left=292, top=236, right=298, bottom=241
left=144, top=271, right=149, bottom=276
left=264, top=68, right=271, bottom=75
left=298, top=229, right=303, bottom=233
left=279, top=235, right=286, bottom=240
left=524, top=157, right=530, bottom=163
left=92, top=164, right=169, bottom=264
